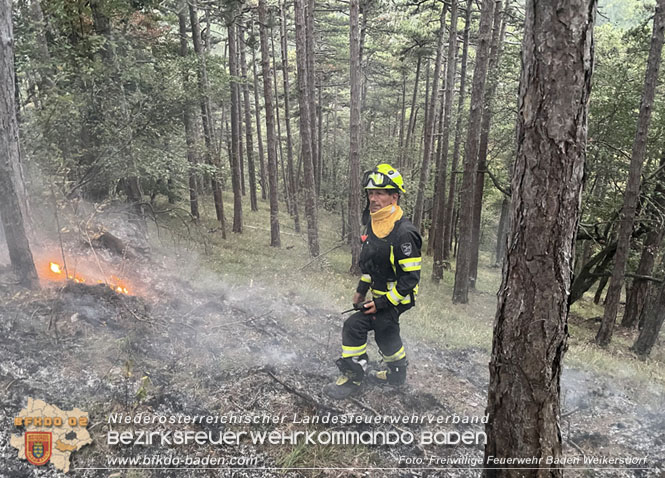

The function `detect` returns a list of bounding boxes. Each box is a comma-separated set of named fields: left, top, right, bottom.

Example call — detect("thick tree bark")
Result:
left=0, top=0, right=39, bottom=289
left=484, top=0, right=596, bottom=473
left=227, top=15, right=243, bottom=233
left=443, top=0, right=472, bottom=260
left=453, top=0, right=496, bottom=304
left=622, top=153, right=665, bottom=328
left=469, top=0, right=505, bottom=288
left=295, top=0, right=320, bottom=256
left=258, top=0, right=281, bottom=247
left=413, top=2, right=447, bottom=232
left=238, top=23, right=259, bottom=212
left=251, top=38, right=268, bottom=201
left=597, top=0, right=665, bottom=346
left=280, top=1, right=301, bottom=233
left=177, top=2, right=201, bottom=222
left=432, top=0, right=459, bottom=282
left=348, top=0, right=362, bottom=275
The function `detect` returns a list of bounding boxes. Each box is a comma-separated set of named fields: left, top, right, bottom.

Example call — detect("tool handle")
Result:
left=341, top=300, right=372, bottom=314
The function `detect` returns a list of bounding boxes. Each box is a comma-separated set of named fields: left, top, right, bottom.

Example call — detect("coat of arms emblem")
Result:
left=25, top=432, right=52, bottom=466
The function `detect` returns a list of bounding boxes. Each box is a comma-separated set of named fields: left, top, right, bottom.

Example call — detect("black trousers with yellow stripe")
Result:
left=341, top=305, right=407, bottom=364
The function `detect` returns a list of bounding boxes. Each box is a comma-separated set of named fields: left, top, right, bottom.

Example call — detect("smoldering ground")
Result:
left=0, top=203, right=664, bottom=477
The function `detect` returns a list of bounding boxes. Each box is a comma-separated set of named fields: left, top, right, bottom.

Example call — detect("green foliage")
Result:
left=581, top=17, right=664, bottom=274
left=14, top=0, right=231, bottom=203
left=598, top=0, right=656, bottom=29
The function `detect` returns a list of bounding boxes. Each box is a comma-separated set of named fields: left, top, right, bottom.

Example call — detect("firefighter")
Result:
left=324, top=163, right=422, bottom=400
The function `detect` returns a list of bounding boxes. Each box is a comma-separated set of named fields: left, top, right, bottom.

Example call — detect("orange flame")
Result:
left=45, top=261, right=130, bottom=295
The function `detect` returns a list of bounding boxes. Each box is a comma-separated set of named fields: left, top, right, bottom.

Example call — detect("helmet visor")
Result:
left=363, top=171, right=398, bottom=190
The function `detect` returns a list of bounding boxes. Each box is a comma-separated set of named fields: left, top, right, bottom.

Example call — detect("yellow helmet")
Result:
left=362, top=163, right=406, bottom=194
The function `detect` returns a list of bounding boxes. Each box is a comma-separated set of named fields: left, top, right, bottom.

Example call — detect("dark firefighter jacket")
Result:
left=355, top=218, right=422, bottom=311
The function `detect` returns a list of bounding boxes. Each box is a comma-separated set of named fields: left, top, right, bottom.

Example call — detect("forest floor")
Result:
left=1, top=199, right=664, bottom=478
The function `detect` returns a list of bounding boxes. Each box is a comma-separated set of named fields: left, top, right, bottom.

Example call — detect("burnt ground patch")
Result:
left=0, top=261, right=663, bottom=477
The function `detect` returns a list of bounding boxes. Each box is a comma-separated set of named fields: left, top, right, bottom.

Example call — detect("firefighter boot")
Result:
left=369, top=358, right=407, bottom=387
left=323, top=355, right=368, bottom=400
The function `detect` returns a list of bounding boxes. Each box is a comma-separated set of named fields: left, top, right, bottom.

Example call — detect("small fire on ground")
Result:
left=47, top=261, right=130, bottom=295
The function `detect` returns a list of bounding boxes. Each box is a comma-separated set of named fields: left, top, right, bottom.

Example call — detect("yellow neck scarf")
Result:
left=370, top=204, right=403, bottom=238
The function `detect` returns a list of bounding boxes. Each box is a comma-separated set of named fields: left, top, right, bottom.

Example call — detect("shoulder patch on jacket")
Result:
left=401, top=242, right=412, bottom=256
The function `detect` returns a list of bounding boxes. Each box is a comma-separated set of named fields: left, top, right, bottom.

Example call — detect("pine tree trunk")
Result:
left=413, top=3, right=447, bottom=231
left=632, top=259, right=665, bottom=357
left=189, top=1, right=226, bottom=226
left=443, top=0, right=472, bottom=260
left=484, top=0, right=596, bottom=471
left=404, top=55, right=421, bottom=161
left=597, top=0, right=665, bottom=346
left=429, top=92, right=445, bottom=252
left=622, top=153, right=665, bottom=327
left=469, top=0, right=505, bottom=288
left=594, top=274, right=609, bottom=304
left=398, top=69, right=407, bottom=169
left=349, top=0, right=362, bottom=275
left=270, top=26, right=290, bottom=214
left=420, top=58, right=430, bottom=180
left=306, top=0, right=319, bottom=196
left=258, top=0, right=281, bottom=247
left=0, top=0, right=39, bottom=289
left=238, top=23, right=259, bottom=212
left=251, top=38, right=268, bottom=201
left=189, top=2, right=215, bottom=165
left=453, top=0, right=496, bottom=304
left=280, top=1, right=301, bottom=233
left=237, top=57, right=245, bottom=198
left=177, top=2, right=201, bottom=222
left=432, top=0, right=459, bottom=282
left=427, top=91, right=444, bottom=257
left=227, top=16, right=243, bottom=233
left=295, top=0, right=320, bottom=256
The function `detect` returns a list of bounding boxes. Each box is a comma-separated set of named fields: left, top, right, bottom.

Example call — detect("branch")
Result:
left=592, top=139, right=632, bottom=162
left=262, top=368, right=343, bottom=414
left=590, top=272, right=664, bottom=284
left=298, top=241, right=347, bottom=271
left=479, top=169, right=511, bottom=197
